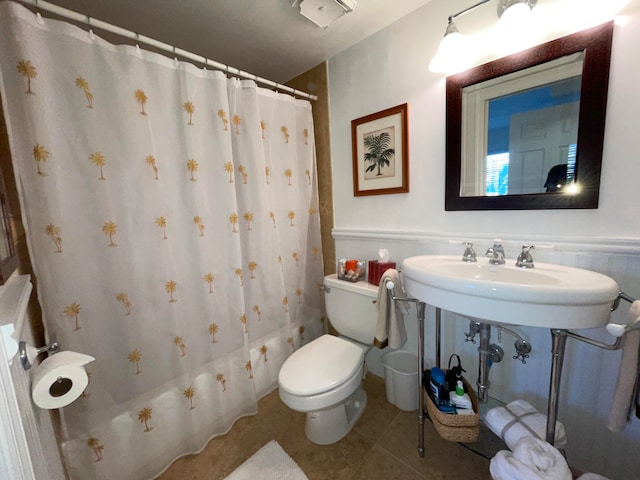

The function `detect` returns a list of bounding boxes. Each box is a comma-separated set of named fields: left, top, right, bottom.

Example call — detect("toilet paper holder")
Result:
left=18, top=340, right=59, bottom=370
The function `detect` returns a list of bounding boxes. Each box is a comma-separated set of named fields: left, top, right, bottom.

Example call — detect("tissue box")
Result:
left=368, top=261, right=396, bottom=286
left=337, top=258, right=366, bottom=282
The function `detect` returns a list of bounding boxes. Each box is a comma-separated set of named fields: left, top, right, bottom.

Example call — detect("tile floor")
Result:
left=156, top=374, right=496, bottom=480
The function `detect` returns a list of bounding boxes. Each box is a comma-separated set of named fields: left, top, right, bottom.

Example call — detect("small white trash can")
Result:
left=381, top=350, right=419, bottom=412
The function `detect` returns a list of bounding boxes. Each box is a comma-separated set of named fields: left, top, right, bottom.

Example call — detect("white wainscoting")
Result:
left=334, top=228, right=640, bottom=480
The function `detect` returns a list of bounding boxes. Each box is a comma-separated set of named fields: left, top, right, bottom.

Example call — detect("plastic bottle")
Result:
left=450, top=380, right=473, bottom=411
left=429, top=367, right=447, bottom=405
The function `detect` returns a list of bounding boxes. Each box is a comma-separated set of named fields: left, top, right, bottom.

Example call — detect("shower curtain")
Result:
left=0, top=2, right=325, bottom=478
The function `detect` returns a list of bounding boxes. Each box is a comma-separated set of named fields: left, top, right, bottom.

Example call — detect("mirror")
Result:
left=445, top=21, right=614, bottom=210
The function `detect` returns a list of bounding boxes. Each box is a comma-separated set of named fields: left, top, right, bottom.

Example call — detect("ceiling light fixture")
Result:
left=429, top=0, right=537, bottom=74
left=297, top=0, right=357, bottom=29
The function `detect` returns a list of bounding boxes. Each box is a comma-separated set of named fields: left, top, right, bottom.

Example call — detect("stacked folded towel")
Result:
left=490, top=436, right=572, bottom=480
left=485, top=399, right=567, bottom=450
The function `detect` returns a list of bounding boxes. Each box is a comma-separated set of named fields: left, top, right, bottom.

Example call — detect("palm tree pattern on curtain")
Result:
left=0, top=4, right=324, bottom=479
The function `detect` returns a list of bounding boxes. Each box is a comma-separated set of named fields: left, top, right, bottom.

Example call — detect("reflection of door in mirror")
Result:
left=461, top=52, right=583, bottom=197
left=508, top=99, right=579, bottom=194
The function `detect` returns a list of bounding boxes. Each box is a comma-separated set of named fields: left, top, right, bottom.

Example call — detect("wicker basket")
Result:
left=424, top=377, right=479, bottom=442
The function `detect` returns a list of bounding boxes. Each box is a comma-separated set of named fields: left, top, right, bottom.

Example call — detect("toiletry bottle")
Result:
left=450, top=380, right=473, bottom=411
left=429, top=367, right=447, bottom=405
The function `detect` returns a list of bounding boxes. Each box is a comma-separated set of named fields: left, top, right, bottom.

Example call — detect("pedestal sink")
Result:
left=401, top=254, right=620, bottom=447
left=402, top=255, right=620, bottom=329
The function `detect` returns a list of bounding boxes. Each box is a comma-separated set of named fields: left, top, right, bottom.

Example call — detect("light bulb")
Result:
left=495, top=2, right=537, bottom=56
left=429, top=30, right=476, bottom=74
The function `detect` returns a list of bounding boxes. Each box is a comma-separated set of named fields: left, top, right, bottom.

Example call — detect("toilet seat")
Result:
left=278, top=334, right=364, bottom=396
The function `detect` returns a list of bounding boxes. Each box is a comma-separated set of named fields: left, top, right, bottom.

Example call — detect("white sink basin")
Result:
left=401, top=255, right=620, bottom=329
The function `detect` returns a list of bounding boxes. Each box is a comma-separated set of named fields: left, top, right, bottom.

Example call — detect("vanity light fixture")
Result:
left=429, top=0, right=537, bottom=74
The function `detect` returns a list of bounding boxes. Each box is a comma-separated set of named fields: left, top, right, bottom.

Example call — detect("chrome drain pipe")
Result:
left=477, top=323, right=492, bottom=403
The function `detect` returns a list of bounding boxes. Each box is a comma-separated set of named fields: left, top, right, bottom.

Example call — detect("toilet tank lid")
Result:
left=324, top=274, right=377, bottom=298
left=278, top=334, right=364, bottom=396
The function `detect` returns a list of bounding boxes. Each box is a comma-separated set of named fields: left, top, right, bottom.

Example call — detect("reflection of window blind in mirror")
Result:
left=485, top=153, right=509, bottom=196
left=567, top=143, right=576, bottom=183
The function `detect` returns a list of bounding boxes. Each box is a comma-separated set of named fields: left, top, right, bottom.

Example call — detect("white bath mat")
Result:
left=224, top=440, right=308, bottom=480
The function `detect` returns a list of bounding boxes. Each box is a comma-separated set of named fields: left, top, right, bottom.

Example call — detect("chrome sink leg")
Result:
left=417, top=301, right=426, bottom=458
left=435, top=307, right=442, bottom=368
left=477, top=323, right=492, bottom=403
left=547, top=329, right=568, bottom=445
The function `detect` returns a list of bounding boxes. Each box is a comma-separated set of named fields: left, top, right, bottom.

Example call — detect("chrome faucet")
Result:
left=516, top=245, right=535, bottom=268
left=461, top=242, right=477, bottom=262
left=485, top=240, right=505, bottom=265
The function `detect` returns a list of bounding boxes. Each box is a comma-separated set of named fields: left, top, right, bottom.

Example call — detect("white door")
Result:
left=508, top=101, right=579, bottom=194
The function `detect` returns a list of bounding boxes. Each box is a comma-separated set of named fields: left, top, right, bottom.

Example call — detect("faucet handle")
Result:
left=462, top=242, right=477, bottom=263
left=449, top=240, right=477, bottom=262
left=516, top=245, right=535, bottom=268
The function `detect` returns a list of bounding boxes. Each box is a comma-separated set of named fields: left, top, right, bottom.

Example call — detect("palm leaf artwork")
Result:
left=138, top=407, right=153, bottom=432
left=102, top=220, right=117, bottom=247
left=363, top=131, right=395, bottom=177
left=135, top=89, right=148, bottom=115
left=216, top=373, right=226, bottom=392
left=44, top=223, right=62, bottom=253
left=90, top=152, right=107, bottom=180
left=33, top=143, right=50, bottom=176
left=146, top=155, right=159, bottom=180
left=75, top=77, right=94, bottom=108
left=64, top=302, right=82, bottom=331
left=208, top=322, right=219, bottom=342
left=127, top=349, right=142, bottom=374
left=165, top=280, right=177, bottom=303
left=183, top=386, right=195, bottom=410
left=183, top=101, right=195, bottom=125
left=116, top=292, right=132, bottom=315
left=87, top=437, right=104, bottom=462
left=155, top=216, right=167, bottom=239
left=203, top=273, right=214, bottom=293
left=224, top=162, right=234, bottom=183
left=217, top=109, right=228, bottom=130
left=16, top=59, right=37, bottom=94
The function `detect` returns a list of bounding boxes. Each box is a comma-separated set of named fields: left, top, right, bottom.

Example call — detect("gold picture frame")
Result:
left=351, top=103, right=409, bottom=196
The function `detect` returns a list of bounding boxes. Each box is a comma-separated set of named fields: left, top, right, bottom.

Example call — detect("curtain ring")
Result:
left=172, top=46, right=179, bottom=68
left=135, top=33, right=140, bottom=53
left=86, top=15, right=96, bottom=40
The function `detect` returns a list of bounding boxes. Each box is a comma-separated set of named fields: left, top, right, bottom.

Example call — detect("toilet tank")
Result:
left=324, top=274, right=378, bottom=345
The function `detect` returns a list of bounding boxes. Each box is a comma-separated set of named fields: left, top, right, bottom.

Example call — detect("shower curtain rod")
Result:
left=19, top=0, right=318, bottom=101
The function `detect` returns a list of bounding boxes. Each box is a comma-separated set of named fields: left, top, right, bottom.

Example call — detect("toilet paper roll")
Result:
left=31, top=350, right=95, bottom=409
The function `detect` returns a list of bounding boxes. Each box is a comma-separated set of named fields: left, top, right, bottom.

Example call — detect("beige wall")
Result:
left=286, top=62, right=335, bottom=275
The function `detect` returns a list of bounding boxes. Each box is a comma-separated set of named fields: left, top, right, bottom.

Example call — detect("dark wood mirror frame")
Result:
left=445, top=21, right=614, bottom=211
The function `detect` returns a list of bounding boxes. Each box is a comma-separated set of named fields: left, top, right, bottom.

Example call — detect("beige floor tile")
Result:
left=157, top=373, right=495, bottom=480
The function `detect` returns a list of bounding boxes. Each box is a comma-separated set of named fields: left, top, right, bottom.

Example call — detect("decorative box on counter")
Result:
left=337, top=258, right=366, bottom=282
left=368, top=260, right=396, bottom=286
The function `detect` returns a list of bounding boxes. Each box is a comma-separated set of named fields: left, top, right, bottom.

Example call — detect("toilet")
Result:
left=278, top=273, right=378, bottom=445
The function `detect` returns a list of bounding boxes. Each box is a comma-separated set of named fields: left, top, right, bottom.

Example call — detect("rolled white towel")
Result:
left=485, top=399, right=567, bottom=450
left=490, top=437, right=571, bottom=480
left=577, top=474, right=611, bottom=480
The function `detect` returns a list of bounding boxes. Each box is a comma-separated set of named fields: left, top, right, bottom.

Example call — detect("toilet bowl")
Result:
left=278, top=274, right=378, bottom=445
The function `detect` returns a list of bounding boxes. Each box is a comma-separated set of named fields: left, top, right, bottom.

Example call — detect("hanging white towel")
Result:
left=490, top=436, right=572, bottom=480
left=374, top=269, right=408, bottom=349
left=608, top=300, right=640, bottom=432
left=485, top=399, right=567, bottom=450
